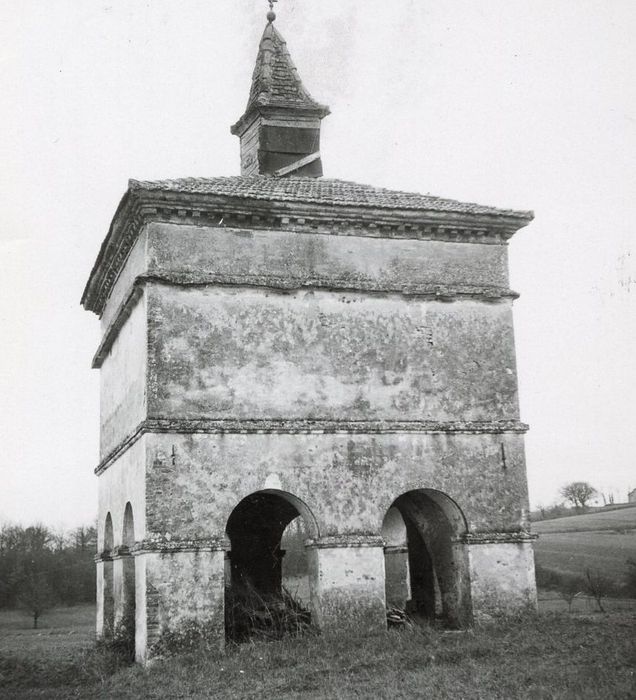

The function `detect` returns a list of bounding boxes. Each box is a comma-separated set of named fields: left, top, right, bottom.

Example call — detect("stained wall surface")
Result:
left=99, top=296, right=147, bottom=458
left=143, top=431, right=529, bottom=539
left=147, top=286, right=519, bottom=423
left=146, top=223, right=510, bottom=292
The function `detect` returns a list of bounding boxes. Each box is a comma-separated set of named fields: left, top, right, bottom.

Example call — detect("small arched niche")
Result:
left=383, top=489, right=472, bottom=628
left=122, top=502, right=135, bottom=548
left=104, top=512, right=114, bottom=552
left=225, top=489, right=317, bottom=641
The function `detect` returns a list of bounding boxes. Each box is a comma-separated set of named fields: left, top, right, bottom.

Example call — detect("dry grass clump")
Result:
left=225, top=582, right=311, bottom=643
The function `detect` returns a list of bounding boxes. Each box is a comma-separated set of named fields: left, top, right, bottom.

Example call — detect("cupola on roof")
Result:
left=237, top=21, right=329, bottom=121
left=231, top=12, right=330, bottom=178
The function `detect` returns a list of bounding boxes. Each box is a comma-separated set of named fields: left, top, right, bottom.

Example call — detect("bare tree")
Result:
left=560, top=482, right=597, bottom=511
left=559, top=578, right=581, bottom=613
left=583, top=567, right=609, bottom=612
left=15, top=565, right=56, bottom=628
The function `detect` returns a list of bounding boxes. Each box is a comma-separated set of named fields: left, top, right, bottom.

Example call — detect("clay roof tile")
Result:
left=128, top=176, right=533, bottom=219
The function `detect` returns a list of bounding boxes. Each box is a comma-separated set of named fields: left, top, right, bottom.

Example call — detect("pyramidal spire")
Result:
left=231, top=11, right=330, bottom=177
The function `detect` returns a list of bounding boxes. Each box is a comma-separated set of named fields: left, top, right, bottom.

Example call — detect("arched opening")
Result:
left=281, top=516, right=310, bottom=605
left=382, top=507, right=411, bottom=611
left=225, top=490, right=317, bottom=642
left=121, top=503, right=136, bottom=647
left=383, top=489, right=471, bottom=628
left=103, top=513, right=115, bottom=637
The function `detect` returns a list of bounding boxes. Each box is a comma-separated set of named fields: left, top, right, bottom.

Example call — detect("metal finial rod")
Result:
left=267, top=0, right=277, bottom=22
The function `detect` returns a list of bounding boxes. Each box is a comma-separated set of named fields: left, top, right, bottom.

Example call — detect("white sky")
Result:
left=1, top=0, right=635, bottom=528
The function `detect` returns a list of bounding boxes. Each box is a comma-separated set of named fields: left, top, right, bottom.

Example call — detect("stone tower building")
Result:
left=82, top=13, right=537, bottom=663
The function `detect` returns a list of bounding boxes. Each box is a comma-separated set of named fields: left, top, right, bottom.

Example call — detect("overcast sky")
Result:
left=1, top=0, right=635, bottom=528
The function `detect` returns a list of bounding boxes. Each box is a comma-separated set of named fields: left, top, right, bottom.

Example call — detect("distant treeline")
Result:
left=0, top=523, right=96, bottom=625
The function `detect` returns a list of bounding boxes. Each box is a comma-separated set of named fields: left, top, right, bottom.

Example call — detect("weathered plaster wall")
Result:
left=101, top=231, right=148, bottom=331
left=147, top=286, right=519, bottom=423
left=146, top=223, right=510, bottom=293
left=468, top=542, right=537, bottom=616
left=98, top=436, right=147, bottom=550
left=308, top=545, right=386, bottom=632
left=100, top=297, right=147, bottom=458
left=144, top=431, right=529, bottom=541
left=96, top=561, right=105, bottom=637
left=141, top=550, right=226, bottom=655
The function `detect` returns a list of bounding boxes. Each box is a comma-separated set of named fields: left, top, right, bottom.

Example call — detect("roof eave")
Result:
left=231, top=102, right=331, bottom=137
left=81, top=184, right=534, bottom=317
left=80, top=187, right=137, bottom=315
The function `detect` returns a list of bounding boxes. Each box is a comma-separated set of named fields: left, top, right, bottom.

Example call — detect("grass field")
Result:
left=1, top=605, right=635, bottom=699
left=532, top=507, right=636, bottom=594
left=533, top=506, right=636, bottom=534
left=0, top=605, right=95, bottom=663
left=534, top=530, right=635, bottom=581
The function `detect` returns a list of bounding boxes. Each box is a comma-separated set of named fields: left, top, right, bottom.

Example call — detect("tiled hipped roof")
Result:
left=129, top=176, right=532, bottom=219
left=243, top=23, right=328, bottom=116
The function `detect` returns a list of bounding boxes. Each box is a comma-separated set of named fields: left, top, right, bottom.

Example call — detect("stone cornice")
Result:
left=94, top=532, right=537, bottom=559
left=305, top=535, right=384, bottom=549
left=458, top=532, right=538, bottom=545
left=95, top=417, right=529, bottom=475
left=132, top=537, right=230, bottom=554
left=95, top=545, right=134, bottom=562
left=82, top=188, right=530, bottom=316
left=92, top=283, right=143, bottom=368
left=384, top=545, right=409, bottom=554
left=95, top=539, right=230, bottom=559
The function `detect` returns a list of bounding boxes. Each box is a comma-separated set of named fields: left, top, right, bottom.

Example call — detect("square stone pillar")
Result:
left=134, top=540, right=228, bottom=663
left=112, top=556, right=124, bottom=628
left=466, top=533, right=538, bottom=620
left=307, top=535, right=386, bottom=634
left=96, top=554, right=115, bottom=639
left=384, top=545, right=411, bottom=609
left=95, top=559, right=105, bottom=638
left=112, top=548, right=136, bottom=639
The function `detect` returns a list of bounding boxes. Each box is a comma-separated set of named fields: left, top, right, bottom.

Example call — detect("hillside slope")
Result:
left=532, top=506, right=636, bottom=534
left=533, top=507, right=636, bottom=588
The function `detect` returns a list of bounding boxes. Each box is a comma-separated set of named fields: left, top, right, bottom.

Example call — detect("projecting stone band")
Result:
left=304, top=535, right=385, bottom=549
left=457, top=532, right=538, bottom=545
left=94, top=417, right=529, bottom=475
